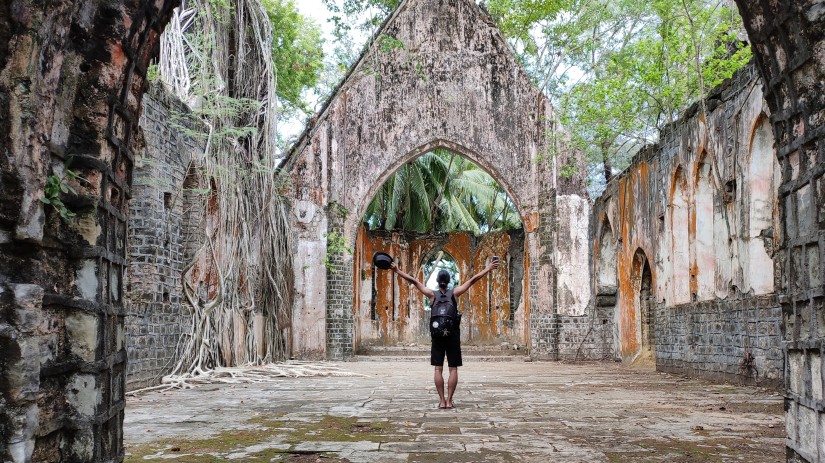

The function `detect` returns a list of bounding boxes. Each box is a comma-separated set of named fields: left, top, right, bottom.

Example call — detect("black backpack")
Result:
left=430, top=289, right=459, bottom=338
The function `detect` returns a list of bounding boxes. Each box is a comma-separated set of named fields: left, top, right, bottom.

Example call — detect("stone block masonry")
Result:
left=656, top=296, right=783, bottom=388
left=591, top=63, right=784, bottom=385
left=0, top=1, right=178, bottom=461
left=326, top=246, right=355, bottom=360
left=733, top=1, right=825, bottom=460
left=126, top=83, right=202, bottom=390
left=530, top=309, right=615, bottom=361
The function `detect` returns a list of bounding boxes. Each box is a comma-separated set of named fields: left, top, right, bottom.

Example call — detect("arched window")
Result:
left=748, top=116, right=776, bottom=295
left=671, top=167, right=690, bottom=304
left=597, top=217, right=618, bottom=292
left=695, top=157, right=715, bottom=300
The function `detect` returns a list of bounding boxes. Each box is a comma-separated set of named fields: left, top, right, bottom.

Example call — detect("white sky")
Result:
left=295, top=0, right=340, bottom=55
left=278, top=1, right=363, bottom=146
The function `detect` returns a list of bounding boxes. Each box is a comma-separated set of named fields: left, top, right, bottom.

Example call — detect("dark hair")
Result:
left=436, top=270, right=451, bottom=289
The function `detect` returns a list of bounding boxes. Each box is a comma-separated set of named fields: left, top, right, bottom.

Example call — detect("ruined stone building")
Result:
left=1, top=0, right=824, bottom=461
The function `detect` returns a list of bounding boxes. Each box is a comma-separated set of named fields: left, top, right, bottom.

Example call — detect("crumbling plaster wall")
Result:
left=354, top=228, right=527, bottom=348
left=732, top=1, right=825, bottom=461
left=0, top=1, right=177, bottom=461
left=281, top=0, right=589, bottom=360
left=126, top=82, right=201, bottom=391
left=592, top=64, right=783, bottom=386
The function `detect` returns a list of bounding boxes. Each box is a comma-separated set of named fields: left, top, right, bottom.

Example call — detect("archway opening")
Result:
left=632, top=249, right=655, bottom=364
left=361, top=149, right=523, bottom=234
left=353, top=148, right=525, bottom=349
left=423, top=252, right=461, bottom=302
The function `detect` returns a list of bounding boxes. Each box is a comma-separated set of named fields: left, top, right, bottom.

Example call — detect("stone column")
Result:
left=0, top=2, right=177, bottom=461
left=733, top=1, right=825, bottom=461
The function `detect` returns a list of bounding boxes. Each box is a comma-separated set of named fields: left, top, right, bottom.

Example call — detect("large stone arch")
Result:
left=354, top=139, right=532, bottom=228
left=281, top=0, right=589, bottom=360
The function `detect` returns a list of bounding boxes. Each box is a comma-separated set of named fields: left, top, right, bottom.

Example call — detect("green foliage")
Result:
left=559, top=162, right=578, bottom=179
left=322, top=0, right=400, bottom=39
left=261, top=0, right=325, bottom=114
left=329, top=200, right=349, bottom=218
left=41, top=165, right=80, bottom=222
left=486, top=0, right=751, bottom=192
left=147, top=63, right=160, bottom=82
left=363, top=150, right=521, bottom=235
left=323, top=231, right=353, bottom=272
left=378, top=34, right=405, bottom=54
left=319, top=0, right=399, bottom=77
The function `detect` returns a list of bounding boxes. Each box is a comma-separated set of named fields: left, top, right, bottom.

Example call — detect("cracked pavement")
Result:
left=125, top=360, right=784, bottom=462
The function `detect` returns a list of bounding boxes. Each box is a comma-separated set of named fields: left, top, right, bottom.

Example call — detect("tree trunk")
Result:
left=601, top=141, right=613, bottom=184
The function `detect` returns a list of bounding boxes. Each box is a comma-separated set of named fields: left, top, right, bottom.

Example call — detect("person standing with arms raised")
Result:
left=390, top=257, right=499, bottom=409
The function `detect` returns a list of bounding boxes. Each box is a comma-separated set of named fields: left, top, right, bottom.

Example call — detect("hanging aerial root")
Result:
left=126, top=362, right=365, bottom=396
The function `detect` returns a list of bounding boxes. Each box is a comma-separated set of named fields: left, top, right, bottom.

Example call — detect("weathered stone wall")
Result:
left=281, top=0, right=590, bottom=359
left=126, top=83, right=200, bottom=390
left=0, top=1, right=176, bottom=461
left=655, top=296, right=782, bottom=386
left=732, top=1, right=825, bottom=460
left=591, top=64, right=783, bottom=385
left=354, top=228, right=527, bottom=348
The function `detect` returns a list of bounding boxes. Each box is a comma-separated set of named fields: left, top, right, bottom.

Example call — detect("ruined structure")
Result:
left=0, top=1, right=178, bottom=460
left=281, top=0, right=591, bottom=360
left=125, top=83, right=201, bottom=390
left=731, top=2, right=825, bottom=461
left=2, top=0, right=825, bottom=461
left=592, top=64, right=784, bottom=386
left=355, top=229, right=526, bottom=347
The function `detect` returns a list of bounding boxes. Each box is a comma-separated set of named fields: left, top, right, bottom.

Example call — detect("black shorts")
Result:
left=431, top=333, right=462, bottom=367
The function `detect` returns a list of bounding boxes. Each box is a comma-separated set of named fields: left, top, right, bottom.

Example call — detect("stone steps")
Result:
left=355, top=344, right=530, bottom=362
left=353, top=354, right=531, bottom=362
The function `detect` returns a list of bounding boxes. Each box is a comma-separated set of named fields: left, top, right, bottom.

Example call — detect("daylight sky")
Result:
left=279, top=1, right=356, bottom=145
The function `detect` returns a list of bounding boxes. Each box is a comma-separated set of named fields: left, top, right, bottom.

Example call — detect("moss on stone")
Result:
left=125, top=413, right=409, bottom=462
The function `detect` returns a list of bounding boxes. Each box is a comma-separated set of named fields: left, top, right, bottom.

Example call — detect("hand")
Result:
left=390, top=262, right=397, bottom=272
left=487, top=259, right=499, bottom=271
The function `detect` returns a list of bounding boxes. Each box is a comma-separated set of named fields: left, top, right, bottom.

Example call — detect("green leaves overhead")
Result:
left=261, top=0, right=325, bottom=114
left=363, top=150, right=521, bottom=234
left=486, top=0, right=750, bottom=190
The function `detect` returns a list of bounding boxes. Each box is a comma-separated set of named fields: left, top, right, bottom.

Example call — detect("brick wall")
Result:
left=126, top=83, right=200, bottom=390
left=530, top=309, right=615, bottom=361
left=656, top=296, right=782, bottom=387
left=591, top=63, right=784, bottom=385
left=732, top=1, right=825, bottom=460
left=327, top=252, right=355, bottom=360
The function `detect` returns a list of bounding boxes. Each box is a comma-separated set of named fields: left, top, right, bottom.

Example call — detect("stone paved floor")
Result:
left=124, top=360, right=784, bottom=462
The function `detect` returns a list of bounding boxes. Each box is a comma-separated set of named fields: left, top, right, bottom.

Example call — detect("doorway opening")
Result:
left=353, top=149, right=525, bottom=348
left=632, top=249, right=655, bottom=363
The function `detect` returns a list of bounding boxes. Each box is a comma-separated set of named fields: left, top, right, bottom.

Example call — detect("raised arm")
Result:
left=391, top=262, right=435, bottom=299
left=453, top=259, right=499, bottom=297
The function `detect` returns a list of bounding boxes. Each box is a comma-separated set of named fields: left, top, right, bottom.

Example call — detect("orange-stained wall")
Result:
left=353, top=227, right=527, bottom=347
left=592, top=64, right=780, bottom=363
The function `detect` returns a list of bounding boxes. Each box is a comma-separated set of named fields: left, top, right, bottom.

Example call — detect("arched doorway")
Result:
left=632, top=249, right=654, bottom=363
left=353, top=148, right=527, bottom=350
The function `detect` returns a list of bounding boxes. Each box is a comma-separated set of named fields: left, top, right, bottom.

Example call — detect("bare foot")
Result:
left=446, top=400, right=455, bottom=409
left=438, top=400, right=448, bottom=409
